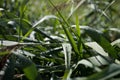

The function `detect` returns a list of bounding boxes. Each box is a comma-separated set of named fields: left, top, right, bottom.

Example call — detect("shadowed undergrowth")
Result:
left=0, top=0, right=120, bottom=80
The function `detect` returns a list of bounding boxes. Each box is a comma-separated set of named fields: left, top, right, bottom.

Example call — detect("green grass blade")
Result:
left=76, top=14, right=80, bottom=37
left=62, top=24, right=79, bottom=55
left=21, top=15, right=58, bottom=41
left=82, top=26, right=118, bottom=58
left=33, top=15, right=58, bottom=28
left=62, top=69, right=72, bottom=80
left=49, top=0, right=79, bottom=56
left=87, top=64, right=120, bottom=80
left=68, top=0, right=86, bottom=20
left=85, top=42, right=108, bottom=56
left=14, top=54, right=38, bottom=80
left=76, top=14, right=83, bottom=57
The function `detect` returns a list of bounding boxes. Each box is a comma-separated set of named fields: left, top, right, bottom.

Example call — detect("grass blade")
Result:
left=76, top=14, right=83, bottom=57
left=49, top=0, right=80, bottom=56
left=21, top=15, right=58, bottom=41
left=68, top=0, right=86, bottom=20
left=2, top=55, right=15, bottom=80
left=14, top=53, right=38, bottom=80
left=88, top=64, right=120, bottom=80
left=62, top=43, right=72, bottom=69
left=85, top=42, right=108, bottom=56
left=81, top=26, right=118, bottom=59
left=62, top=69, right=72, bottom=80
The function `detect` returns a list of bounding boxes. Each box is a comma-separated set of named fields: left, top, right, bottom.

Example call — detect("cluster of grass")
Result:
left=0, top=0, right=120, bottom=80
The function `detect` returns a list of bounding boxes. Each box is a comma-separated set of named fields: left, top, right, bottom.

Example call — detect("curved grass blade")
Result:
left=85, top=42, right=108, bottom=56
left=109, top=28, right=120, bottom=33
left=33, top=15, right=58, bottom=28
left=111, top=39, right=120, bottom=46
left=21, top=15, right=58, bottom=41
left=87, top=63, right=120, bottom=80
left=67, top=0, right=86, bottom=20
left=81, top=26, right=118, bottom=59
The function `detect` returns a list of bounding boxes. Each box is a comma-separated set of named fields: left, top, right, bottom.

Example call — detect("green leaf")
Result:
left=111, top=39, right=120, bottom=47
left=23, top=64, right=37, bottom=80
left=21, top=15, right=58, bottom=41
left=85, top=42, right=108, bottom=56
left=62, top=69, right=72, bottom=80
left=75, top=14, right=83, bottom=57
left=75, top=14, right=80, bottom=37
left=81, top=26, right=118, bottom=59
left=0, top=51, right=9, bottom=56
left=109, top=28, right=120, bottom=33
left=49, top=0, right=79, bottom=56
left=14, top=54, right=38, bottom=80
left=2, top=55, right=15, bottom=80
left=71, top=77, right=87, bottom=80
left=88, top=64, right=120, bottom=80
left=33, top=15, right=58, bottom=28
left=62, top=24, right=79, bottom=55
left=75, top=55, right=111, bottom=70
left=62, top=43, right=72, bottom=69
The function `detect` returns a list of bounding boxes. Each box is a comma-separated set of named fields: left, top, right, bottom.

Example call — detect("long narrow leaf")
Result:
left=62, top=24, right=79, bottom=55
left=2, top=55, right=15, bottom=80
left=62, top=43, right=72, bottom=69
left=49, top=0, right=79, bottom=56
left=88, top=63, right=120, bottom=80
left=81, top=26, right=118, bottom=58
left=76, top=15, right=83, bottom=57
left=14, top=53, right=38, bottom=80
left=85, top=42, right=108, bottom=56
left=62, top=69, right=72, bottom=80
left=21, top=15, right=58, bottom=41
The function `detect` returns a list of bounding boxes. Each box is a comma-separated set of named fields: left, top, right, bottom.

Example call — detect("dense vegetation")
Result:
left=0, top=0, right=120, bottom=80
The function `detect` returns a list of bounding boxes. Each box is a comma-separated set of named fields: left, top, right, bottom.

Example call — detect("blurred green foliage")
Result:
left=0, top=0, right=120, bottom=80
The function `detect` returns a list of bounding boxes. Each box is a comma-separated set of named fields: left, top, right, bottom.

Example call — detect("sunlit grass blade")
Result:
left=62, top=69, right=72, bottom=80
left=62, top=43, right=72, bottom=69
left=21, top=15, right=58, bottom=41
left=85, top=42, right=108, bottom=56
left=76, top=14, right=80, bottom=37
left=88, top=63, right=120, bottom=80
left=76, top=14, right=83, bottom=56
left=49, top=0, right=79, bottom=56
left=33, top=15, right=58, bottom=28
left=81, top=26, right=118, bottom=59
left=109, top=28, right=120, bottom=33
left=34, top=28, right=59, bottom=43
left=111, top=39, right=120, bottom=46
left=68, top=0, right=86, bottom=20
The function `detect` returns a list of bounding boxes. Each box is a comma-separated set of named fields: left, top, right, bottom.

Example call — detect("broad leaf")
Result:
left=14, top=53, right=38, bottom=80
left=81, top=26, right=118, bottom=59
left=85, top=42, right=108, bottom=56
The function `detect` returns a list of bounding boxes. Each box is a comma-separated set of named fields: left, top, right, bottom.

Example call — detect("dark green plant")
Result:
left=0, top=0, right=120, bottom=80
